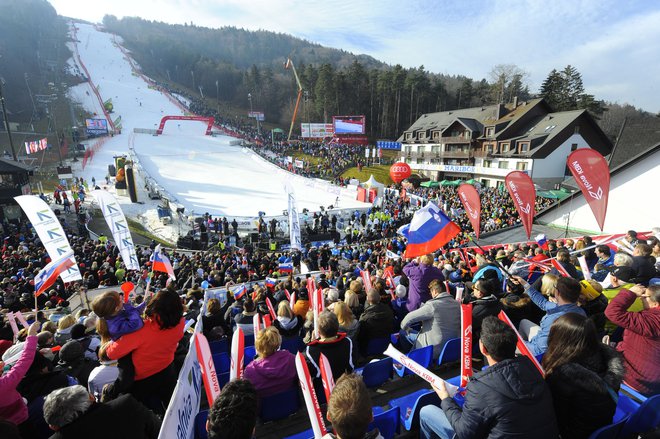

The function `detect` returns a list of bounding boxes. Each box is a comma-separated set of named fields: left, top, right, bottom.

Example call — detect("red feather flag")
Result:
left=566, top=149, right=610, bottom=231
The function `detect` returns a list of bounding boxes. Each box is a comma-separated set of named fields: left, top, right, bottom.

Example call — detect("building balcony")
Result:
left=406, top=150, right=475, bottom=160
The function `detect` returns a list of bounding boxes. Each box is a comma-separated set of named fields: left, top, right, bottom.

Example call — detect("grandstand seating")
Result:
left=212, top=352, right=230, bottom=373
left=259, top=387, right=301, bottom=422
left=586, top=416, right=629, bottom=439
left=244, top=345, right=256, bottom=366
left=619, top=394, right=660, bottom=438
left=368, top=406, right=400, bottom=439
left=357, top=357, right=393, bottom=388
left=208, top=338, right=229, bottom=355
left=394, top=345, right=433, bottom=377
left=194, top=410, right=209, bottom=439
left=281, top=336, right=305, bottom=354
left=436, top=337, right=460, bottom=366
left=364, top=337, right=390, bottom=356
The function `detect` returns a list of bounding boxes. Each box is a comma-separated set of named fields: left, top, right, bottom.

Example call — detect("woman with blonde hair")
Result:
left=243, top=326, right=296, bottom=398
left=333, top=301, right=359, bottom=341
left=344, top=291, right=363, bottom=319
left=273, top=300, right=303, bottom=337
left=540, top=273, right=559, bottom=298
left=54, top=315, right=76, bottom=345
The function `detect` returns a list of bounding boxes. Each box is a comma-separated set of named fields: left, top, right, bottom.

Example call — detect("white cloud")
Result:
left=48, top=0, right=660, bottom=112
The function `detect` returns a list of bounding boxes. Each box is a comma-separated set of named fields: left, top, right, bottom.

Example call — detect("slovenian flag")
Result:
left=34, top=251, right=76, bottom=297
left=265, top=277, right=277, bottom=289
left=535, top=234, right=549, bottom=250
left=151, top=245, right=176, bottom=280
left=279, top=262, right=293, bottom=274
left=234, top=284, right=247, bottom=300
left=398, top=202, right=461, bottom=258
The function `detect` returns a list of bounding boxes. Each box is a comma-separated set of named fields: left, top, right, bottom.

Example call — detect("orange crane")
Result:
left=284, top=58, right=303, bottom=142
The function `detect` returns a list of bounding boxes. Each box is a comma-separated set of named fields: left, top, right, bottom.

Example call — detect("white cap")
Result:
left=395, top=284, right=407, bottom=298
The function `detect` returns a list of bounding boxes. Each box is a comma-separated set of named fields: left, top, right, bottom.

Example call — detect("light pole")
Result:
left=215, top=80, right=219, bottom=115
left=0, top=78, right=18, bottom=161
left=247, top=93, right=254, bottom=131
left=190, top=70, right=195, bottom=91
left=247, top=93, right=260, bottom=135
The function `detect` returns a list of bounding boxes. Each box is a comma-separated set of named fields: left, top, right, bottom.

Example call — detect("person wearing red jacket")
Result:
left=605, top=284, right=660, bottom=396
left=102, top=288, right=184, bottom=413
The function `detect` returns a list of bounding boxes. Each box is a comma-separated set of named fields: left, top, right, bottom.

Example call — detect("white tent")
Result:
left=362, top=174, right=385, bottom=203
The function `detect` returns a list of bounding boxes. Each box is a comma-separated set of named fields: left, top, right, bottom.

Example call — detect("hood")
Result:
left=277, top=315, right=298, bottom=330
left=475, top=357, right=546, bottom=401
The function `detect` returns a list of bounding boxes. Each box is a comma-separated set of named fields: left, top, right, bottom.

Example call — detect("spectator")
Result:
left=514, top=275, right=586, bottom=356
left=631, top=243, right=658, bottom=285
left=0, top=321, right=40, bottom=438
left=344, top=291, right=364, bottom=320
left=206, top=379, right=258, bottom=439
left=334, top=301, right=359, bottom=342
left=54, top=315, right=76, bottom=345
left=243, top=327, right=296, bottom=398
left=399, top=279, right=460, bottom=359
left=357, top=288, right=394, bottom=355
left=56, top=340, right=99, bottom=388
left=91, top=290, right=145, bottom=341
left=604, top=284, right=660, bottom=396
left=325, top=373, right=381, bottom=439
left=467, top=278, right=502, bottom=355
left=102, top=288, right=185, bottom=413
left=603, top=266, right=643, bottom=313
left=419, top=317, right=558, bottom=439
left=577, top=280, right=609, bottom=335
left=543, top=313, right=624, bottom=439
left=87, top=350, right=120, bottom=402
left=403, top=254, right=444, bottom=312
left=43, top=385, right=161, bottom=438
left=305, top=311, right=354, bottom=381
left=293, top=290, right=310, bottom=318
left=202, top=298, right=229, bottom=341
left=234, top=298, right=257, bottom=336
left=272, top=300, right=303, bottom=338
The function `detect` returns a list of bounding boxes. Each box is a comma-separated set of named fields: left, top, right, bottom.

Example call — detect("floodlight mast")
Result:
left=284, top=58, right=303, bottom=142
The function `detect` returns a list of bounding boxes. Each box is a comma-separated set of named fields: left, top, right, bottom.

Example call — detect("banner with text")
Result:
left=301, top=123, right=334, bottom=138
left=24, top=138, right=47, bottom=155
left=14, top=195, right=82, bottom=282
left=567, top=149, right=610, bottom=231
left=505, top=171, right=536, bottom=239
left=93, top=191, right=140, bottom=270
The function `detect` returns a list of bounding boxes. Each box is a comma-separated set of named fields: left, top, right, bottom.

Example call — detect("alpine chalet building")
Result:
left=397, top=98, right=612, bottom=189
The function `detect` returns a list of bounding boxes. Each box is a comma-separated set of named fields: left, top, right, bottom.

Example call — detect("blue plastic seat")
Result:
left=437, top=337, right=460, bottom=366
left=194, top=410, right=209, bottom=439
left=208, top=339, right=229, bottom=354
left=244, top=346, right=257, bottom=366
left=283, top=429, right=313, bottom=439
left=394, top=345, right=433, bottom=377
left=613, top=393, right=641, bottom=423
left=212, top=352, right=231, bottom=373
left=587, top=416, right=629, bottom=439
left=218, top=371, right=230, bottom=388
left=281, top=336, right=304, bottom=354
left=359, top=357, right=393, bottom=388
left=619, top=394, right=660, bottom=438
left=388, top=389, right=439, bottom=431
left=244, top=334, right=255, bottom=347
left=368, top=406, right=399, bottom=439
left=365, top=337, right=390, bottom=356
left=260, top=387, right=301, bottom=422
left=620, top=383, right=647, bottom=403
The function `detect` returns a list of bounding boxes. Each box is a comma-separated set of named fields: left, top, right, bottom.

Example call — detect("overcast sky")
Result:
left=49, top=0, right=659, bottom=113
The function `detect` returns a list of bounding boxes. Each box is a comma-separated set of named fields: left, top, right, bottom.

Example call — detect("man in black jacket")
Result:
left=43, top=385, right=161, bottom=438
left=419, top=317, right=558, bottom=439
left=358, top=289, right=394, bottom=355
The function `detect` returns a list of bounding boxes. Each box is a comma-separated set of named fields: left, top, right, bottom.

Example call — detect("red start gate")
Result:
left=156, top=115, right=214, bottom=135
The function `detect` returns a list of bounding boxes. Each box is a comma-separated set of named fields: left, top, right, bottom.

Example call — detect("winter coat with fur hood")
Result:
left=545, top=344, right=625, bottom=439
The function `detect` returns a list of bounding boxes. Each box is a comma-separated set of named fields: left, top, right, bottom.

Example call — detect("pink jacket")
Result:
left=0, top=336, right=37, bottom=425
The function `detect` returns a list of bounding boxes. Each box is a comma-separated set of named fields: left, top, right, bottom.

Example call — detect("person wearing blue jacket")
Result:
left=513, top=275, right=586, bottom=356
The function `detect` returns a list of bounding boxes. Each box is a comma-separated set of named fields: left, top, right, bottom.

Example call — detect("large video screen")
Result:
left=85, top=118, right=108, bottom=135
left=333, top=115, right=366, bottom=135
left=301, top=123, right=334, bottom=138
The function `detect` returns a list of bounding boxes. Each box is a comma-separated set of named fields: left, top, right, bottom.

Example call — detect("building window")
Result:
left=501, top=143, right=510, bottom=152
left=571, top=143, right=578, bottom=152
left=516, top=161, right=527, bottom=171
left=498, top=161, right=508, bottom=169
left=483, top=160, right=492, bottom=168
left=544, top=125, right=556, bottom=132
left=519, top=143, right=529, bottom=152
left=405, top=145, right=412, bottom=154
left=485, top=144, right=493, bottom=153
left=485, top=126, right=494, bottom=137
left=416, top=158, right=424, bottom=164
left=431, top=145, right=440, bottom=154
left=406, top=133, right=413, bottom=141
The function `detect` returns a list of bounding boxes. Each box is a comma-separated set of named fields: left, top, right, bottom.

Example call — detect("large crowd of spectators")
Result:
left=1, top=206, right=658, bottom=437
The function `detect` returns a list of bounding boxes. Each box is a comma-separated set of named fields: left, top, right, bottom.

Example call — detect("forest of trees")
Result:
left=0, top=0, right=70, bottom=123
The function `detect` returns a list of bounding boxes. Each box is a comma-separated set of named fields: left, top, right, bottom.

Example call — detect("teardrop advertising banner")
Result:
left=566, top=149, right=610, bottom=231
left=457, top=183, right=482, bottom=239
left=505, top=171, right=536, bottom=239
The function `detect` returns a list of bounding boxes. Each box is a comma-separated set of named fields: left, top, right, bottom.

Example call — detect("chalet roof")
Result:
left=398, top=104, right=502, bottom=141
left=608, top=117, right=660, bottom=169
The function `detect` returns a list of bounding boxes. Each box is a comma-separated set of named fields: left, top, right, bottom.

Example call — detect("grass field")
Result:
left=341, top=164, right=393, bottom=185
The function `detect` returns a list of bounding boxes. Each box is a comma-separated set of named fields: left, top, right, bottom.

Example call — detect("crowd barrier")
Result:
left=81, top=136, right=109, bottom=170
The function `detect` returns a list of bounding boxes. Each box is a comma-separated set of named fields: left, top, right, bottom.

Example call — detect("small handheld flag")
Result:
left=398, top=202, right=461, bottom=258
left=151, top=245, right=176, bottom=280
left=34, top=251, right=76, bottom=297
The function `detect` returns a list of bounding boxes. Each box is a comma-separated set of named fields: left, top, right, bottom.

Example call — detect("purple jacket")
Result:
left=403, top=262, right=445, bottom=312
left=106, top=302, right=146, bottom=340
left=243, top=350, right=297, bottom=398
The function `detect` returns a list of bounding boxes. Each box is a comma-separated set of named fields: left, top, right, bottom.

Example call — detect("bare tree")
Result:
left=488, top=64, right=530, bottom=104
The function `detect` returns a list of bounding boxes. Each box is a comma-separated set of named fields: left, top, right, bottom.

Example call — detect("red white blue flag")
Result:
left=279, top=262, right=293, bottom=274
left=398, top=202, right=461, bottom=258
left=234, top=284, right=247, bottom=300
left=34, top=251, right=76, bottom=297
left=535, top=233, right=549, bottom=250
left=151, top=245, right=176, bottom=280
